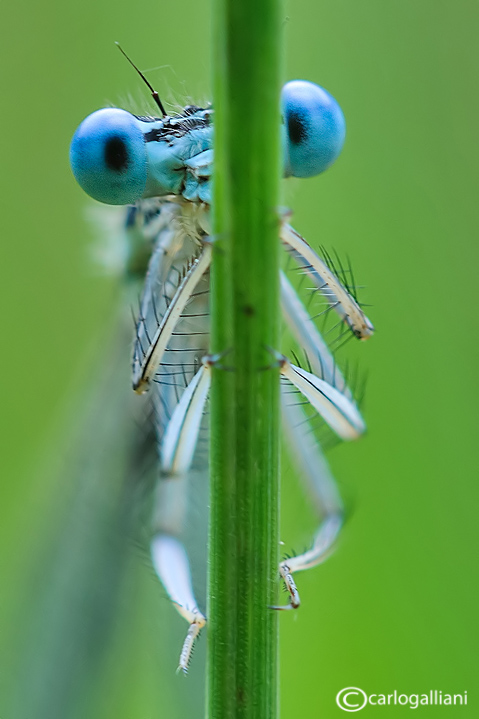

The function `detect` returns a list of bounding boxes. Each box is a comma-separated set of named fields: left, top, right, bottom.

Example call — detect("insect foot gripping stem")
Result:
left=270, top=562, right=301, bottom=610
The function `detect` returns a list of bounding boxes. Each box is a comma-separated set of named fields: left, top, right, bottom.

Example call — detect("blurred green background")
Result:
left=1, top=0, right=478, bottom=717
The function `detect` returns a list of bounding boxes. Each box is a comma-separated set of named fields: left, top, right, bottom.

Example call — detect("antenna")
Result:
left=115, top=42, right=167, bottom=118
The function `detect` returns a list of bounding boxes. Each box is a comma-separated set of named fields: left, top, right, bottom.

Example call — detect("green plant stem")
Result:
left=208, top=0, right=282, bottom=717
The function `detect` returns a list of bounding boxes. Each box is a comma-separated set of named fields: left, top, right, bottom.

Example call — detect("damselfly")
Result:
left=70, top=53, right=374, bottom=673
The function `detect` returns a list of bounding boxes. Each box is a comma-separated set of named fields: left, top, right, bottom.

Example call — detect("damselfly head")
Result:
left=70, top=78, right=347, bottom=207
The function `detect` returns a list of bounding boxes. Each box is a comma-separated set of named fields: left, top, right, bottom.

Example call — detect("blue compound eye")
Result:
left=70, top=108, right=147, bottom=205
left=282, top=80, right=346, bottom=178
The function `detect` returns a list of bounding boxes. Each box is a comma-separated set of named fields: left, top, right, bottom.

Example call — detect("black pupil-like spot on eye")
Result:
left=287, top=110, right=307, bottom=145
left=105, top=136, right=129, bottom=172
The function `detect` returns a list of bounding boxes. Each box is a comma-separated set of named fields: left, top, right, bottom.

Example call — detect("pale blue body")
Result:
left=68, top=79, right=372, bottom=674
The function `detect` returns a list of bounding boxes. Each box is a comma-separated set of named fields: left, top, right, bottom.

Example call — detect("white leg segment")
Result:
left=276, top=377, right=344, bottom=610
left=280, top=271, right=351, bottom=399
left=280, top=358, right=365, bottom=440
left=151, top=361, right=211, bottom=672
left=161, top=363, right=211, bottom=474
left=133, top=244, right=212, bottom=393
left=280, top=221, right=374, bottom=340
left=151, top=534, right=206, bottom=673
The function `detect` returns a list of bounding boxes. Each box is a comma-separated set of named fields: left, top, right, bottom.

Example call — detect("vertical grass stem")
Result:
left=208, top=0, right=282, bottom=717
